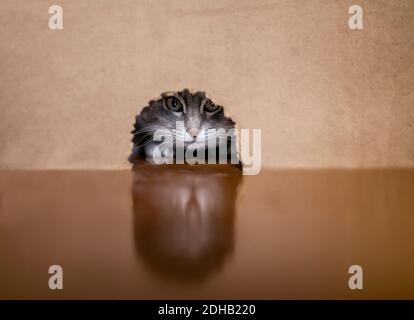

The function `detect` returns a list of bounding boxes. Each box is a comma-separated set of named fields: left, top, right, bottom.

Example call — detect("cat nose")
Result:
left=189, top=128, right=200, bottom=139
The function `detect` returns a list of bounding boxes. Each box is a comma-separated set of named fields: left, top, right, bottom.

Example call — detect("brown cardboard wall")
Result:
left=0, top=0, right=413, bottom=169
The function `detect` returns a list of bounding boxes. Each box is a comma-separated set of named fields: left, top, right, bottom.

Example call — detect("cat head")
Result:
left=130, top=89, right=236, bottom=160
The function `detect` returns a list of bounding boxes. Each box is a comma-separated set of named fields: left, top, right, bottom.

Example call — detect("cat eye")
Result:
left=165, top=96, right=183, bottom=112
left=204, top=99, right=219, bottom=113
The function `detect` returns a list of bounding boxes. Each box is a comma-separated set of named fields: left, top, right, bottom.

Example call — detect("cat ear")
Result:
left=196, top=91, right=206, bottom=99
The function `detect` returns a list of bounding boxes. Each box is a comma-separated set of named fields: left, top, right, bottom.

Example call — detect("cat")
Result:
left=129, top=89, right=239, bottom=164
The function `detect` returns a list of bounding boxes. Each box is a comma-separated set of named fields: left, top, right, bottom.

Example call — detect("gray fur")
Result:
left=129, top=89, right=237, bottom=163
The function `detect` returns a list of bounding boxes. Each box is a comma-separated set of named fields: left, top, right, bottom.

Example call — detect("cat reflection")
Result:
left=131, top=162, right=242, bottom=283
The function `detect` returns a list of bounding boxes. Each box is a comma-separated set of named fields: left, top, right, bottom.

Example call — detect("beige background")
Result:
left=0, top=0, right=413, bottom=169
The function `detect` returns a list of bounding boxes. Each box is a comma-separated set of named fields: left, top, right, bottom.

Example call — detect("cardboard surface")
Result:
left=0, top=0, right=413, bottom=169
